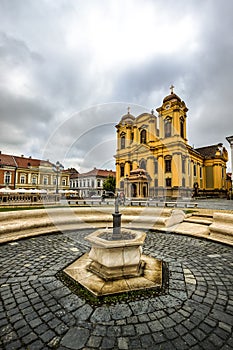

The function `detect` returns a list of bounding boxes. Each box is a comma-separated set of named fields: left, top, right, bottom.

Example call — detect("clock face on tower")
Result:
left=165, top=103, right=170, bottom=110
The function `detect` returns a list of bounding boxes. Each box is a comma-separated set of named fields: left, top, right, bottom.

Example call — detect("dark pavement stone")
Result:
left=61, top=327, right=90, bottom=349
left=0, top=229, right=232, bottom=349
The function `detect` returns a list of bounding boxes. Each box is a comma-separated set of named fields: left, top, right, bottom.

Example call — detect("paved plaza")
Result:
left=0, top=226, right=233, bottom=350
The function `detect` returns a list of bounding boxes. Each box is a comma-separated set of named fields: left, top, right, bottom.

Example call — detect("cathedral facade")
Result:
left=115, top=88, right=228, bottom=199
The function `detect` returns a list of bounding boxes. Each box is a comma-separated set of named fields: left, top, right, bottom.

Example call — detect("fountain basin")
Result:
left=85, top=228, right=146, bottom=280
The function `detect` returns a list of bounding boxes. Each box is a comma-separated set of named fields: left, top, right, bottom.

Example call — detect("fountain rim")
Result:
left=85, top=228, right=146, bottom=248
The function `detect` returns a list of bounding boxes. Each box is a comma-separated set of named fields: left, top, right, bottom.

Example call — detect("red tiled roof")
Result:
left=0, top=154, right=17, bottom=167
left=72, top=168, right=116, bottom=179
left=0, top=153, right=53, bottom=168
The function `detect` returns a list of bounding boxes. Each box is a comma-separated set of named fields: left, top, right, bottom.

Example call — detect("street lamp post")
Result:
left=53, top=161, right=64, bottom=195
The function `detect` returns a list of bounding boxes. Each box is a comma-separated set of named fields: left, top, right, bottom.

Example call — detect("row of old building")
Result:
left=0, top=151, right=115, bottom=200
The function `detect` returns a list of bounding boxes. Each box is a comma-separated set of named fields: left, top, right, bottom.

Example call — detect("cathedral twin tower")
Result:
left=115, top=87, right=228, bottom=199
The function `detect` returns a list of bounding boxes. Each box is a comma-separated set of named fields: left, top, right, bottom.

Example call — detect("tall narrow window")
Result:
left=200, top=166, right=202, bottom=179
left=164, top=117, right=172, bottom=137
left=140, top=159, right=146, bottom=170
left=121, top=135, right=125, bottom=149
left=131, top=132, right=134, bottom=143
left=165, top=159, right=172, bottom=173
left=120, top=164, right=125, bottom=177
left=4, top=171, right=11, bottom=185
left=182, top=158, right=185, bottom=173
left=180, top=117, right=184, bottom=138
left=154, top=158, right=158, bottom=174
left=43, top=176, right=48, bottom=185
left=193, top=164, right=197, bottom=177
left=140, top=129, right=147, bottom=144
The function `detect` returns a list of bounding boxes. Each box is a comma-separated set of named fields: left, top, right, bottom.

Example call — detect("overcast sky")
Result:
left=0, top=0, right=233, bottom=172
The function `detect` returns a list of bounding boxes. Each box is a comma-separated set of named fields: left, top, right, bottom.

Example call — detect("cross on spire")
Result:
left=170, top=84, right=174, bottom=94
left=127, top=106, right=130, bottom=114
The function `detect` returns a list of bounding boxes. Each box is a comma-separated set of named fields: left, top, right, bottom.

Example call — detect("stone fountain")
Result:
left=63, top=195, right=163, bottom=296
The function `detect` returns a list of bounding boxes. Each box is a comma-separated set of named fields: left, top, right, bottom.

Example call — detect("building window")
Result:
left=62, top=179, right=66, bottom=186
left=193, top=164, right=197, bottom=177
left=32, top=176, right=37, bottom=185
left=200, top=166, right=202, bottom=179
left=154, top=158, right=158, bottom=174
left=139, top=159, right=146, bottom=170
left=182, top=178, right=185, bottom=187
left=131, top=132, right=134, bottom=143
left=222, top=166, right=224, bottom=178
left=166, top=178, right=172, bottom=187
left=120, top=164, right=125, bottom=177
left=121, top=135, right=125, bottom=149
left=140, top=129, right=147, bottom=144
left=97, top=180, right=101, bottom=187
left=4, top=171, right=11, bottom=185
left=43, top=176, right=48, bottom=185
left=164, top=117, right=172, bottom=137
left=20, top=175, right=26, bottom=184
left=165, top=159, right=172, bottom=173
left=180, top=117, right=184, bottom=138
left=182, top=158, right=185, bottom=173
left=92, top=180, right=94, bottom=187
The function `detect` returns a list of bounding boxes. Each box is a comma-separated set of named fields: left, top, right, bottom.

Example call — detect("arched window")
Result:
left=140, top=159, right=146, bottom=170
left=180, top=117, right=184, bottom=138
left=121, top=135, right=125, bottom=149
left=140, top=129, right=147, bottom=144
left=164, top=117, right=172, bottom=138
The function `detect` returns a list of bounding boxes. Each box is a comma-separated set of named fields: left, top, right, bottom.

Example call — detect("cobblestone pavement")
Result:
left=0, top=229, right=233, bottom=350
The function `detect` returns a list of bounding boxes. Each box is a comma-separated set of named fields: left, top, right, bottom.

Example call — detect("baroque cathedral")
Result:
left=115, top=87, right=228, bottom=199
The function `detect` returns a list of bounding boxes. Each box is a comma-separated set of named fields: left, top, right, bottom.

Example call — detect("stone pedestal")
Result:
left=86, top=228, right=146, bottom=281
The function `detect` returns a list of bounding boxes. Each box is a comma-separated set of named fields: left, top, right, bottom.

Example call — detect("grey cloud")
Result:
left=0, top=0, right=233, bottom=171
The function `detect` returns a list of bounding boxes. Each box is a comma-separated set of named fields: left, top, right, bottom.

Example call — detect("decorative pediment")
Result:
left=139, top=124, right=148, bottom=130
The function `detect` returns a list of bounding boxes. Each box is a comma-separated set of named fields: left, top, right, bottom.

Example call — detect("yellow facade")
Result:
left=115, top=90, right=228, bottom=198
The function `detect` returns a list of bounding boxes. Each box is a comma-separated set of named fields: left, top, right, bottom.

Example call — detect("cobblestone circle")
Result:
left=0, top=229, right=233, bottom=349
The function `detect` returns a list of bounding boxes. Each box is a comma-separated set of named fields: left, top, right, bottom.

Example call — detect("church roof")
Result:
left=195, top=144, right=224, bottom=158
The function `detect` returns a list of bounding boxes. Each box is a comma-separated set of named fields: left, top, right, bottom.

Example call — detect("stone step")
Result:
left=184, top=216, right=213, bottom=226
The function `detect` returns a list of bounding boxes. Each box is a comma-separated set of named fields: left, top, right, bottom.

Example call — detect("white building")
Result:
left=70, top=167, right=116, bottom=198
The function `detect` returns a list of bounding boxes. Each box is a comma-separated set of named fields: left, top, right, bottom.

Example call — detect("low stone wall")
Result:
left=0, top=207, right=185, bottom=243
left=1, top=206, right=233, bottom=246
left=209, top=213, right=233, bottom=245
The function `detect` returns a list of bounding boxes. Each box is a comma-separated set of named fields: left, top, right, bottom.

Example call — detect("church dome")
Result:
left=163, top=85, right=181, bottom=104
left=163, top=93, right=181, bottom=103
left=121, top=107, right=135, bottom=123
